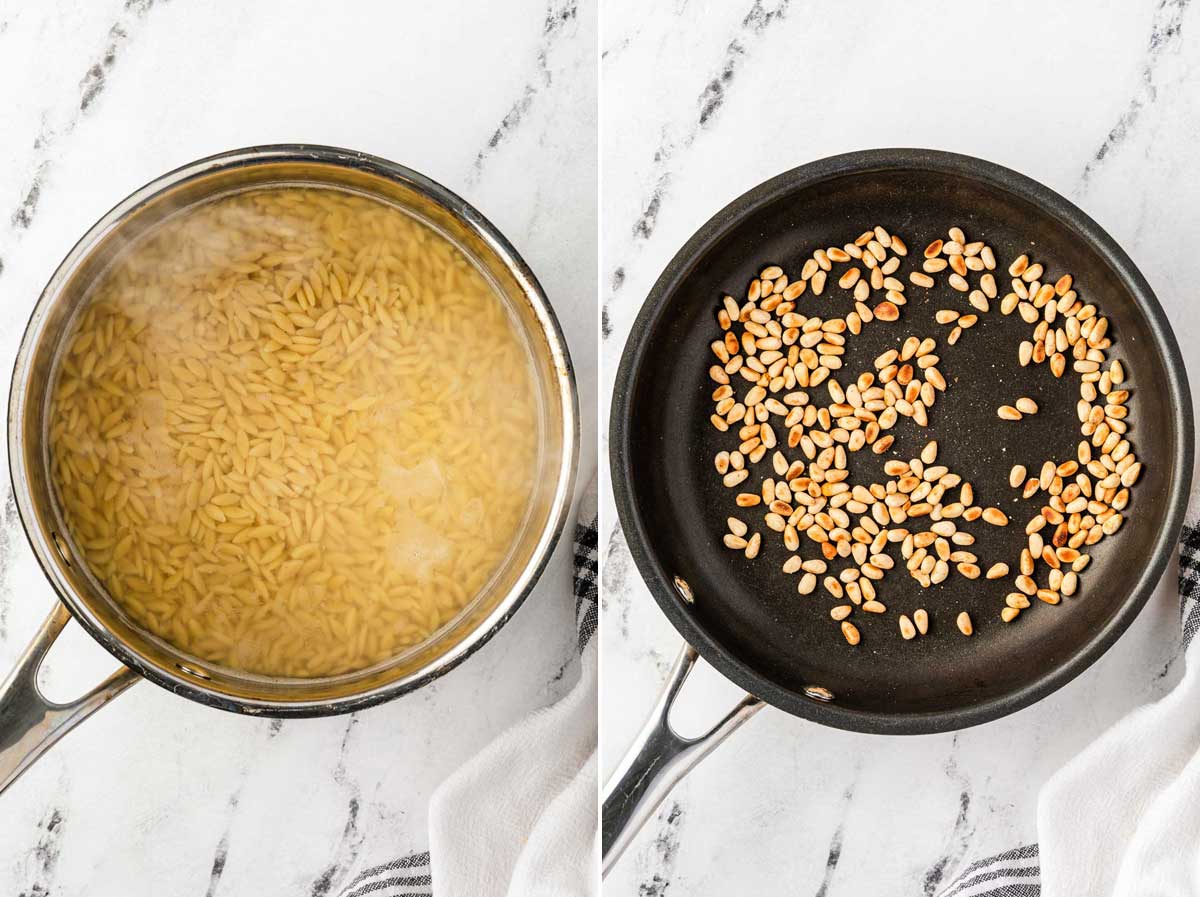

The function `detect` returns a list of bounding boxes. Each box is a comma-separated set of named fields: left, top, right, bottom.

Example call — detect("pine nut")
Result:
left=981, top=508, right=1008, bottom=526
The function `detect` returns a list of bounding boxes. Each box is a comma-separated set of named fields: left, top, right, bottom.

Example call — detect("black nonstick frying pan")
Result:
left=603, top=149, right=1194, bottom=872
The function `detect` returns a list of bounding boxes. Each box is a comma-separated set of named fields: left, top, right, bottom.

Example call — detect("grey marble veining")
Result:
left=601, top=1, right=1200, bottom=894
left=0, top=2, right=596, bottom=895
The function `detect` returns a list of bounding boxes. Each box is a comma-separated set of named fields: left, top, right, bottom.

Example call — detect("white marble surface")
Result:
left=601, top=1, right=1200, bottom=894
left=0, top=2, right=595, bottom=895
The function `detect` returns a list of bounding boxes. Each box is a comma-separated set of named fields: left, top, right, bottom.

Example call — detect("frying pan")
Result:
left=604, top=149, right=1194, bottom=871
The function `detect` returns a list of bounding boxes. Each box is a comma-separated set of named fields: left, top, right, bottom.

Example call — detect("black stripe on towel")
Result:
left=937, top=843, right=1040, bottom=897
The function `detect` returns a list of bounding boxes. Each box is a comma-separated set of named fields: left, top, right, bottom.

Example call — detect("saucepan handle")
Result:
left=601, top=642, right=763, bottom=876
left=0, top=601, right=140, bottom=795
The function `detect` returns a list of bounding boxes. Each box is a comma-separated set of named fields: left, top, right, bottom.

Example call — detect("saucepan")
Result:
left=1, top=145, right=578, bottom=794
left=604, top=148, right=1193, bottom=871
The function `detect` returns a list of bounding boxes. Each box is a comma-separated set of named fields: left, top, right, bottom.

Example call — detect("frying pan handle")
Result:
left=602, top=642, right=763, bottom=876
left=0, top=601, right=139, bottom=795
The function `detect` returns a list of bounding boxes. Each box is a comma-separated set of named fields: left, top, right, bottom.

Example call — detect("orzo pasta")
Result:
left=48, top=186, right=539, bottom=677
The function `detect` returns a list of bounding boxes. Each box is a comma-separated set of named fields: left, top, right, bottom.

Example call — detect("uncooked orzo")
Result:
left=48, top=186, right=539, bottom=678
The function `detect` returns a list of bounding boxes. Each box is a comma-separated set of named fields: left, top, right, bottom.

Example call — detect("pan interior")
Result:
left=620, top=163, right=1183, bottom=724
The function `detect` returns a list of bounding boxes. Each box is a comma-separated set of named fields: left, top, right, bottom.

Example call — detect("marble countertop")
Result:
left=0, top=2, right=595, bottom=895
left=601, top=1, right=1200, bottom=894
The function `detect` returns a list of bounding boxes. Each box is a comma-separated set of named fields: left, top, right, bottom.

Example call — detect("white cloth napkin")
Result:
left=329, top=652, right=597, bottom=897
left=938, top=517, right=1200, bottom=897
left=333, top=481, right=598, bottom=897
left=427, top=478, right=598, bottom=897
left=1038, top=520, right=1200, bottom=897
left=428, top=642, right=597, bottom=897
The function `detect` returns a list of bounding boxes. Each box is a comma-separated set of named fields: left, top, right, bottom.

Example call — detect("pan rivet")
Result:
left=672, top=575, right=694, bottom=604
left=804, top=685, right=835, bottom=702
left=51, top=531, right=72, bottom=568
left=178, top=663, right=211, bottom=681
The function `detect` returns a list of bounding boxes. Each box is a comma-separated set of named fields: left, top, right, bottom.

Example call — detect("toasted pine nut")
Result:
left=956, top=612, right=973, bottom=636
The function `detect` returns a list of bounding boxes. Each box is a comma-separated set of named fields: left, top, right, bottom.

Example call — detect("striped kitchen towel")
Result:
left=332, top=853, right=433, bottom=897
left=936, top=845, right=1041, bottom=897
left=938, top=520, right=1200, bottom=897
left=337, top=481, right=598, bottom=897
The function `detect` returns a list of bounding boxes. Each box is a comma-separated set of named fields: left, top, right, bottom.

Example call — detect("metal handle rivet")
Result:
left=177, top=664, right=211, bottom=681
left=50, top=532, right=72, bottom=568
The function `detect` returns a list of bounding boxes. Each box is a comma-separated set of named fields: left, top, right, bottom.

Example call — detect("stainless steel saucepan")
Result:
left=1, top=144, right=578, bottom=794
